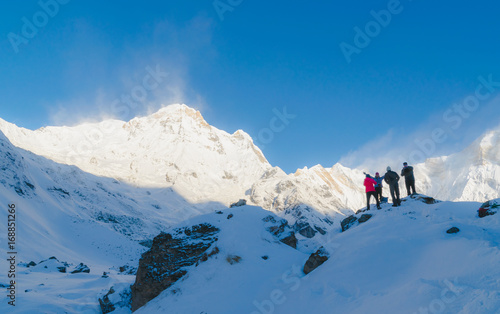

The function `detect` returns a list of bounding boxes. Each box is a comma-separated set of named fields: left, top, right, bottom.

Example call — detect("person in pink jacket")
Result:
left=364, top=174, right=381, bottom=210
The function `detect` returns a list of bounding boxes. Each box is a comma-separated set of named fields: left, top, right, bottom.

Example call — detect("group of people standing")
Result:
left=363, top=162, right=417, bottom=210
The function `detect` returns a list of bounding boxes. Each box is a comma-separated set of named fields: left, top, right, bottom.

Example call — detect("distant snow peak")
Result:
left=152, top=104, right=209, bottom=127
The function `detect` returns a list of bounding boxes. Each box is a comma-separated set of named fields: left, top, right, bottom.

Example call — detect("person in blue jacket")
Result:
left=366, top=172, right=385, bottom=203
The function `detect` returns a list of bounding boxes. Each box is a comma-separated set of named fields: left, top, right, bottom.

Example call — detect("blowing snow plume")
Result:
left=340, top=94, right=500, bottom=172
left=48, top=16, right=214, bottom=127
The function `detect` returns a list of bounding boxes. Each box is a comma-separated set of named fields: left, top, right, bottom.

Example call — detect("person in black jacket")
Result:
left=401, top=162, right=417, bottom=196
left=384, top=166, right=401, bottom=207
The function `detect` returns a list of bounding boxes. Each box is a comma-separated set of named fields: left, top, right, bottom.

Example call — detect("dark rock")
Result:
left=227, top=214, right=234, bottom=220
left=57, top=267, right=66, bottom=273
left=446, top=227, right=460, bottom=234
left=98, top=287, right=116, bottom=314
left=27, top=261, right=37, bottom=267
left=71, top=263, right=90, bottom=274
left=303, top=247, right=330, bottom=275
left=341, top=215, right=358, bottom=232
left=215, top=211, right=223, bottom=214
left=261, top=255, right=269, bottom=260
left=358, top=214, right=372, bottom=224
left=102, top=272, right=109, bottom=278
left=267, top=219, right=288, bottom=237
left=411, top=194, right=439, bottom=204
left=119, top=265, right=137, bottom=274
left=280, top=233, right=298, bottom=249
left=299, top=225, right=316, bottom=238
left=226, top=255, right=242, bottom=265
left=230, top=199, right=247, bottom=208
left=314, top=226, right=326, bottom=235
left=131, top=223, right=220, bottom=312
left=262, top=215, right=277, bottom=223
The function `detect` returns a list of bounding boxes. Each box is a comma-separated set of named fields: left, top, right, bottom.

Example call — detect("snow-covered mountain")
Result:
left=417, top=128, right=500, bottom=202
left=1, top=104, right=500, bottom=229
left=1, top=104, right=500, bottom=313
left=0, top=105, right=271, bottom=207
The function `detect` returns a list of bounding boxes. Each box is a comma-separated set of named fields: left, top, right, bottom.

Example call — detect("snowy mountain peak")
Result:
left=148, top=104, right=209, bottom=127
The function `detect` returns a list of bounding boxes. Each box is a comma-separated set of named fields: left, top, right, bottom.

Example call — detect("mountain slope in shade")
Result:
left=136, top=198, right=500, bottom=314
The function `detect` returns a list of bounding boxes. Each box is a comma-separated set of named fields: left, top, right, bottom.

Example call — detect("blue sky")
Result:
left=1, top=0, right=499, bottom=173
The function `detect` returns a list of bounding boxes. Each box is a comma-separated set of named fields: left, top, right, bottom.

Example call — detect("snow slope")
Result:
left=0, top=130, right=223, bottom=313
left=137, top=198, right=500, bottom=314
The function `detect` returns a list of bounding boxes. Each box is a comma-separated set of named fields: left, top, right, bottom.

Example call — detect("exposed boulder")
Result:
left=314, top=226, right=326, bottom=235
left=299, top=225, right=316, bottom=238
left=341, top=215, right=358, bottom=232
left=131, top=223, right=220, bottom=312
left=226, top=255, right=242, bottom=265
left=280, top=233, right=298, bottom=249
left=411, top=194, right=439, bottom=204
left=98, top=287, right=116, bottom=314
left=230, top=199, right=247, bottom=208
left=446, top=227, right=460, bottom=234
left=303, top=247, right=330, bottom=275
left=71, top=263, right=90, bottom=274
left=341, top=214, right=372, bottom=232
left=98, top=284, right=132, bottom=314
left=263, top=216, right=298, bottom=249
left=358, top=214, right=372, bottom=224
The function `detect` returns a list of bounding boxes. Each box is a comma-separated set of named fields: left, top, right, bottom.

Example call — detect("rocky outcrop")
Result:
left=303, top=247, right=329, bottom=275
left=341, top=214, right=372, bottom=232
left=341, top=215, right=358, bottom=232
left=411, top=194, right=439, bottom=204
left=298, top=225, right=316, bottom=238
left=98, top=287, right=116, bottom=314
left=263, top=215, right=298, bottom=249
left=71, top=263, right=90, bottom=274
left=230, top=199, right=247, bottom=208
left=131, top=223, right=220, bottom=312
left=358, top=214, right=372, bottom=224
left=280, top=233, right=298, bottom=249
left=446, top=227, right=460, bottom=234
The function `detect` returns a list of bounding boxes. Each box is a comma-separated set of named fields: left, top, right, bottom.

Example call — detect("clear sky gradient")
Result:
left=1, top=0, right=499, bottom=173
